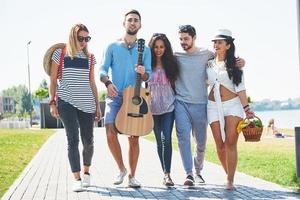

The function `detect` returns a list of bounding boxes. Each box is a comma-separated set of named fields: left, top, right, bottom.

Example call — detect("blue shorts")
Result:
left=104, top=95, right=123, bottom=125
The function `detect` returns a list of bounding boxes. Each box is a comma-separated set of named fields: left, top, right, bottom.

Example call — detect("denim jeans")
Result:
left=175, top=99, right=207, bottom=175
left=153, top=111, right=175, bottom=173
left=58, top=98, right=95, bottom=173
left=104, top=95, right=122, bottom=125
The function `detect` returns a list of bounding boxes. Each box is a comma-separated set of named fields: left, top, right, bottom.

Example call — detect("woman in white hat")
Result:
left=206, top=29, right=254, bottom=190
left=49, top=23, right=101, bottom=192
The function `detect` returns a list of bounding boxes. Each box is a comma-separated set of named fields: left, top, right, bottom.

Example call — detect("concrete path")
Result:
left=2, top=128, right=299, bottom=200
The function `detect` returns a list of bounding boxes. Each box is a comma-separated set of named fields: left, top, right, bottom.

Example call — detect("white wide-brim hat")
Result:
left=212, top=29, right=234, bottom=41
left=43, top=43, right=66, bottom=76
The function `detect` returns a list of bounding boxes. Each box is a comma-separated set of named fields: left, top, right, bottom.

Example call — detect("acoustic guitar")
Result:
left=115, top=39, right=154, bottom=136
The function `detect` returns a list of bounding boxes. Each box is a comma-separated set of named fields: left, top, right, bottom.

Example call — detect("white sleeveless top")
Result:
left=206, top=59, right=245, bottom=94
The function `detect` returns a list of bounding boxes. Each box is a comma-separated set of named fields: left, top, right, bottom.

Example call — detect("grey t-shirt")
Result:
left=175, top=47, right=214, bottom=104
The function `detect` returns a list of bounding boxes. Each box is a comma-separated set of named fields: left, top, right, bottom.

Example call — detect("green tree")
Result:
left=99, top=90, right=107, bottom=101
left=33, top=79, right=49, bottom=128
left=39, top=79, right=48, bottom=89
left=21, top=91, right=33, bottom=115
left=1, top=85, right=33, bottom=116
left=33, top=88, right=48, bottom=99
left=33, top=79, right=49, bottom=99
left=247, top=96, right=252, bottom=103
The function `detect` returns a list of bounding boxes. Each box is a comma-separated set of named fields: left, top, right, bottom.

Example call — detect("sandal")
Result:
left=225, top=181, right=235, bottom=190
left=163, top=175, right=174, bottom=187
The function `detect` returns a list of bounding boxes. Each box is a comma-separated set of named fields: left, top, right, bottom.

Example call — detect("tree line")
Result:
left=0, top=79, right=107, bottom=120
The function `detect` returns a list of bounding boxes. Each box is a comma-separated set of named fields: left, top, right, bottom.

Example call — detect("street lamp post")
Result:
left=295, top=0, right=300, bottom=177
left=27, top=41, right=32, bottom=127
left=298, top=0, right=300, bottom=74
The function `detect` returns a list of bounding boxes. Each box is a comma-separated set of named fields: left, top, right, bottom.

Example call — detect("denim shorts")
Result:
left=104, top=95, right=123, bottom=125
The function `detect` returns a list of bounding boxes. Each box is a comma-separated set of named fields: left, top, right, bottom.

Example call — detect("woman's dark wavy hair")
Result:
left=224, top=39, right=243, bottom=86
left=149, top=34, right=180, bottom=88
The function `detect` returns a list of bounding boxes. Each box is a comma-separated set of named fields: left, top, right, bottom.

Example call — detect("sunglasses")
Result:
left=77, top=36, right=91, bottom=42
left=152, top=33, right=166, bottom=37
left=178, top=25, right=195, bottom=34
left=152, top=33, right=167, bottom=41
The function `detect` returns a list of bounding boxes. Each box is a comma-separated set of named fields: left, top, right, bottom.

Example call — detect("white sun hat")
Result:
left=212, top=29, right=235, bottom=41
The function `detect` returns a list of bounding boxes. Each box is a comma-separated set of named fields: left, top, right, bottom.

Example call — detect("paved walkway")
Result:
left=2, top=128, right=299, bottom=200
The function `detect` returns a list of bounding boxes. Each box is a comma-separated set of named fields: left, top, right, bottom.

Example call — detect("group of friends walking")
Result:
left=48, top=9, right=254, bottom=192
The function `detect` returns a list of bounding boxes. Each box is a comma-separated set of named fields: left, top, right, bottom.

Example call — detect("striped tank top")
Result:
left=52, top=48, right=97, bottom=113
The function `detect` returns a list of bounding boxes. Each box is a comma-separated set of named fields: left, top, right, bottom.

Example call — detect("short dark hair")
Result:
left=124, top=9, right=141, bottom=20
left=179, top=25, right=196, bottom=37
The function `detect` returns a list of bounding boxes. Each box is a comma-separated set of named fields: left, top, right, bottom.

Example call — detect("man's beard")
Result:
left=181, top=43, right=193, bottom=51
left=127, top=29, right=138, bottom=35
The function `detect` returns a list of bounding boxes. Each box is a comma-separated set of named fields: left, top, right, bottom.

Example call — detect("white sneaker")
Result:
left=195, top=174, right=205, bottom=183
left=82, top=174, right=91, bottom=187
left=128, top=177, right=141, bottom=188
left=113, top=169, right=127, bottom=185
left=72, top=179, right=83, bottom=192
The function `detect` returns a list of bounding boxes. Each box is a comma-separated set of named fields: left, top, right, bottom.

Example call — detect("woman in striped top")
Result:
left=49, top=23, right=101, bottom=192
left=148, top=33, right=179, bottom=187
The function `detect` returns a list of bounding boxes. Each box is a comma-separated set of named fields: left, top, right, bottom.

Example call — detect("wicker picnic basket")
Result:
left=242, top=116, right=263, bottom=142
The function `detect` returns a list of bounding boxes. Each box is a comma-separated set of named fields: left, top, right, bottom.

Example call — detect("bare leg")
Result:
left=224, top=116, right=241, bottom=189
left=73, top=172, right=81, bottom=180
left=128, top=136, right=139, bottom=178
left=83, top=166, right=90, bottom=174
left=210, top=121, right=227, bottom=174
left=105, top=124, right=126, bottom=171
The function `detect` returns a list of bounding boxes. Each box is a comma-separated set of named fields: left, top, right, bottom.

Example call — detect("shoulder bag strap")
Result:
left=58, top=47, right=66, bottom=80
left=89, top=54, right=94, bottom=81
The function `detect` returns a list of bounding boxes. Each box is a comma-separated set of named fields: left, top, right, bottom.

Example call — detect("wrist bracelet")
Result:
left=244, top=107, right=251, bottom=113
left=105, top=80, right=112, bottom=88
left=243, top=104, right=249, bottom=110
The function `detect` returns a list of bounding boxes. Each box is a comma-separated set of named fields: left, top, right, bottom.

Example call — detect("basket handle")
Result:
left=243, top=115, right=262, bottom=123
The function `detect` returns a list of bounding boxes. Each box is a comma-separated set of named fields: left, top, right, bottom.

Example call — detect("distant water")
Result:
left=255, top=109, right=300, bottom=129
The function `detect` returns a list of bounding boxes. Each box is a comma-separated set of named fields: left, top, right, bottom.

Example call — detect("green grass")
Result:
left=0, top=128, right=54, bottom=198
left=144, top=128, right=300, bottom=190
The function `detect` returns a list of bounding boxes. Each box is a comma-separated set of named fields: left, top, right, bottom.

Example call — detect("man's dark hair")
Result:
left=124, top=9, right=141, bottom=20
left=178, top=25, right=196, bottom=38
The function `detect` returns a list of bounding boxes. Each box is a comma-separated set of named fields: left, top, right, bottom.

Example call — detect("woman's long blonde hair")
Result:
left=66, top=23, right=90, bottom=59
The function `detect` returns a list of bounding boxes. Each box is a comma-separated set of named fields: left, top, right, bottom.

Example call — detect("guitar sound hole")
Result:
left=132, top=96, right=142, bottom=105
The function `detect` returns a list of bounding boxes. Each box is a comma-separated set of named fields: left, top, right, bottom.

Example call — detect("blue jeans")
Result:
left=153, top=111, right=175, bottom=173
left=175, top=99, right=207, bottom=175
left=58, top=98, right=95, bottom=173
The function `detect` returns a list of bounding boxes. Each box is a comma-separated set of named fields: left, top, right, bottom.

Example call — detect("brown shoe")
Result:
left=163, top=175, right=174, bottom=187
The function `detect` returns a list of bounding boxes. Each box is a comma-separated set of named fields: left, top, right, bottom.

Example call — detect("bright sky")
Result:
left=0, top=0, right=299, bottom=101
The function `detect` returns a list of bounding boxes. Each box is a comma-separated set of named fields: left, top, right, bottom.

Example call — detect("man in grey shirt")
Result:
left=175, top=25, right=244, bottom=187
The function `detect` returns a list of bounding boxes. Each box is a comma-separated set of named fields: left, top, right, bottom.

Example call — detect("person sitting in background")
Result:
left=267, top=118, right=284, bottom=138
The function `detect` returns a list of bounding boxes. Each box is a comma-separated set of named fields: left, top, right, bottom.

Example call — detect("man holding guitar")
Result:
left=99, top=9, right=152, bottom=188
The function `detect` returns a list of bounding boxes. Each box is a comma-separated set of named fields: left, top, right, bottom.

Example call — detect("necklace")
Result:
left=124, top=38, right=137, bottom=49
